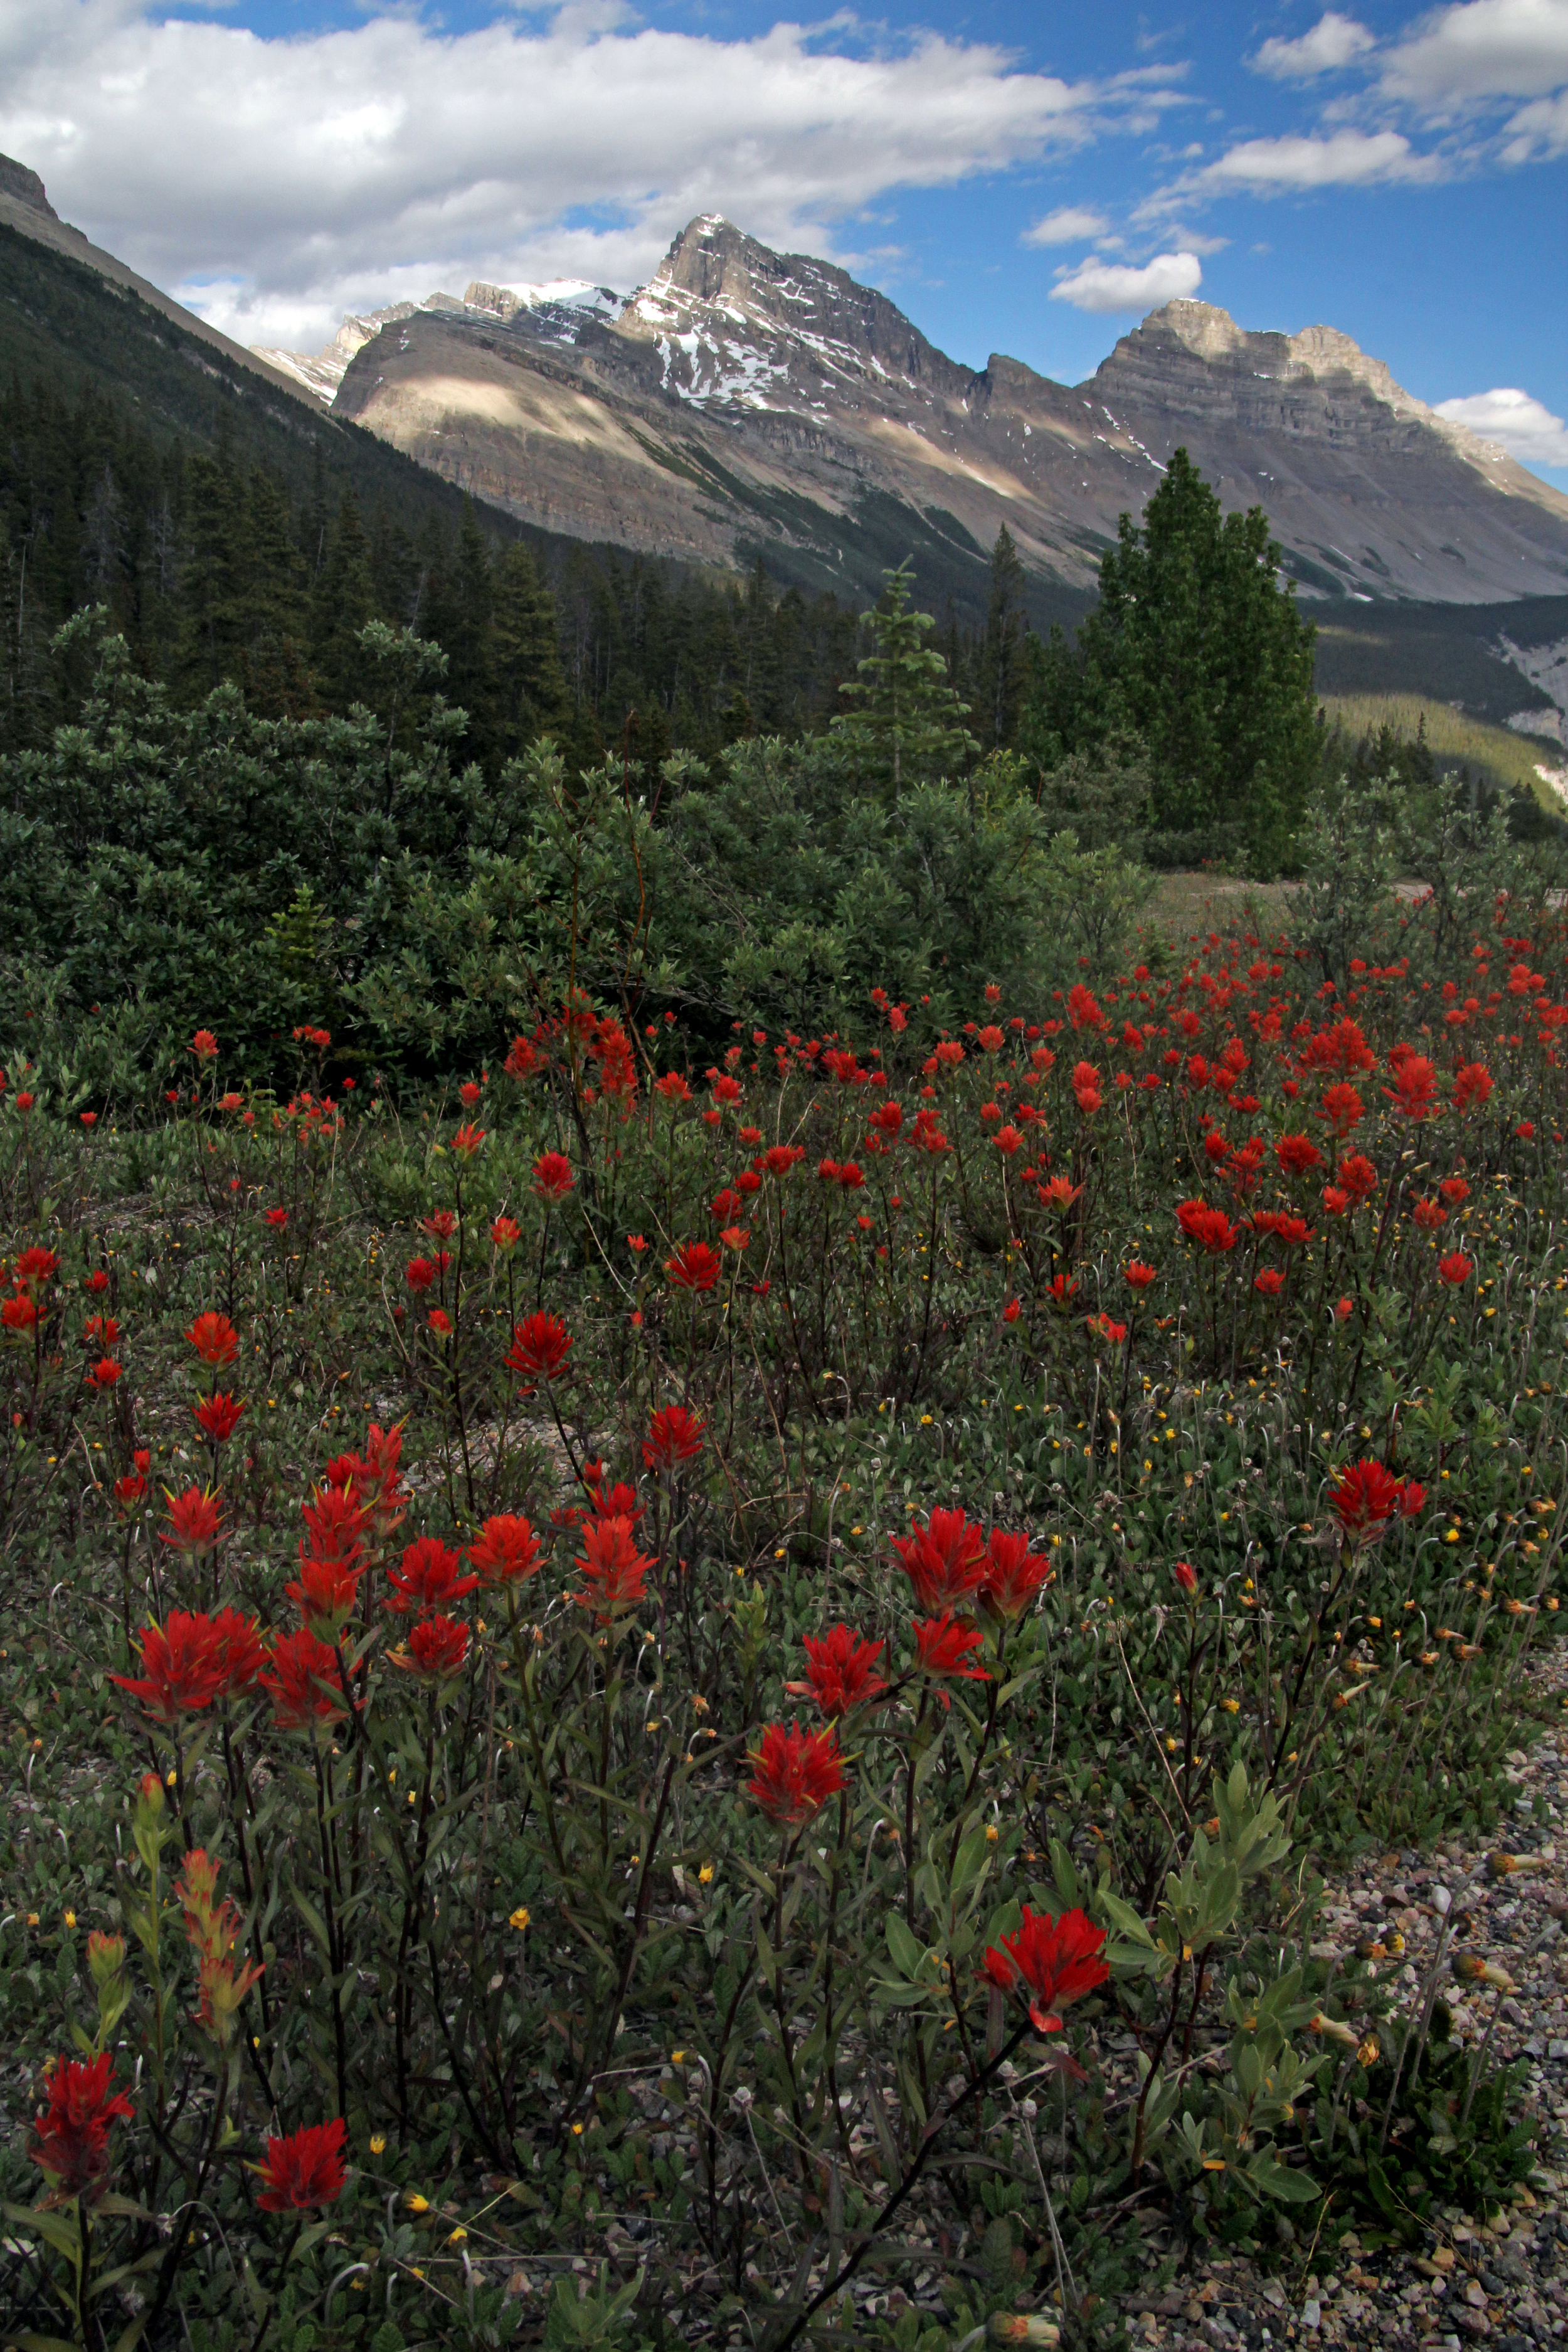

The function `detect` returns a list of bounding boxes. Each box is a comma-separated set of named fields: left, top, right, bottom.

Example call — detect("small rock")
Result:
left=1300, top=2301, right=1320, bottom=2332
left=1466, top=2280, right=1488, bottom=2308
left=1549, top=2038, right=1568, bottom=2058
left=1262, top=2282, right=1286, bottom=2309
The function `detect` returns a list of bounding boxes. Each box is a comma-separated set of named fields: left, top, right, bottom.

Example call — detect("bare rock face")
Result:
left=0, top=154, right=56, bottom=220
left=300, top=215, right=1568, bottom=603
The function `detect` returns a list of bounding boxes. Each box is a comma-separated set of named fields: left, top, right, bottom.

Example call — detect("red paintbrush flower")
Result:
left=532, top=1151, right=575, bottom=1202
left=114, top=1450, right=151, bottom=1512
left=260, top=1629, right=351, bottom=1729
left=391, top=1614, right=471, bottom=1682
left=255, top=2116, right=347, bottom=2212
left=982, top=1907, right=1108, bottom=2035
left=978, top=1529, right=1053, bottom=1623
left=1438, top=1251, right=1473, bottom=1286
left=1275, top=1131, right=1325, bottom=1173
left=913, top=1613, right=991, bottom=1700
left=1453, top=1062, right=1493, bottom=1111
left=504, top=1311, right=573, bottom=1385
left=184, top=1310, right=240, bottom=1367
left=786, top=1624, right=887, bottom=1719
left=1383, top=1052, right=1439, bottom=1119
left=665, top=1241, right=720, bottom=1293
left=384, top=1535, right=478, bottom=1616
left=284, top=1554, right=362, bottom=1642
left=29, top=2053, right=134, bottom=2208
left=1177, top=1199, right=1238, bottom=1254
left=643, top=1404, right=707, bottom=1473
left=194, top=1391, right=245, bottom=1443
left=571, top=1514, right=654, bottom=1621
left=889, top=1507, right=988, bottom=1613
left=160, top=1485, right=223, bottom=1553
left=1173, top=1560, right=1198, bottom=1596
left=110, top=1611, right=228, bottom=1720
left=1319, top=1083, right=1364, bottom=1137
left=1125, top=1261, right=1158, bottom=1291
left=1332, top=1459, right=1417, bottom=1546
left=467, top=1513, right=543, bottom=1588
left=746, top=1721, right=845, bottom=1826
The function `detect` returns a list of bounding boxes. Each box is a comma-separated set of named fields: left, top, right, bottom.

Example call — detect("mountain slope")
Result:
left=294, top=215, right=1568, bottom=608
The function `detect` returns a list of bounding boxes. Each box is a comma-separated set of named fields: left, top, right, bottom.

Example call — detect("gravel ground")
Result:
left=1113, top=1646, right=1568, bottom=2350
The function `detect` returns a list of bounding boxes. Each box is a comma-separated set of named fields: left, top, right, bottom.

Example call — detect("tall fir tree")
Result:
left=830, top=562, right=978, bottom=795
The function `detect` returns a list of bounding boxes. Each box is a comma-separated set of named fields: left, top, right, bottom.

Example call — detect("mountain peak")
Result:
left=0, top=152, right=58, bottom=222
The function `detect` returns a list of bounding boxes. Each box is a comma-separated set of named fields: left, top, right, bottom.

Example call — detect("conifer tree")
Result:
left=830, top=561, right=978, bottom=794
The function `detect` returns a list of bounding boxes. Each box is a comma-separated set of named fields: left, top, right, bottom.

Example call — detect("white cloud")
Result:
left=1500, top=85, right=1568, bottom=149
left=0, top=1, right=1116, bottom=349
left=1435, top=384, right=1568, bottom=465
left=1380, top=0, right=1568, bottom=103
left=1196, top=128, right=1436, bottom=187
left=1251, top=13, right=1376, bottom=80
left=1049, top=250, right=1202, bottom=312
left=1022, top=204, right=1110, bottom=245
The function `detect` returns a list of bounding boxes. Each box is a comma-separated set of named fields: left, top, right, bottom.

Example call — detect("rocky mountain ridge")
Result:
left=270, top=213, right=1568, bottom=605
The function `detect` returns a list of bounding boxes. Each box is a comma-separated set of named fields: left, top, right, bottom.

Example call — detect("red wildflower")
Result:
left=913, top=1613, right=991, bottom=1698
left=1438, top=1251, right=1474, bottom=1286
left=665, top=1242, right=721, bottom=1293
left=1412, top=1197, right=1448, bottom=1231
left=299, top=1484, right=365, bottom=1567
left=450, top=1123, right=486, bottom=1158
left=982, top=1907, right=1108, bottom=2034
left=1071, top=1062, right=1103, bottom=1115
left=1002, top=1296, right=1022, bottom=1323
left=185, top=1311, right=240, bottom=1367
left=1439, top=1175, right=1470, bottom=1204
left=1254, top=1267, right=1285, bottom=1297
left=13, top=1245, right=59, bottom=1288
left=504, top=1034, right=541, bottom=1079
left=1383, top=1053, right=1439, bottom=1118
left=1125, top=1261, right=1158, bottom=1291
left=161, top=1485, right=223, bottom=1552
left=206, top=1608, right=271, bottom=1697
left=532, top=1150, right=575, bottom=1202
left=1173, top=1560, right=1198, bottom=1596
left=1322, top=1185, right=1350, bottom=1217
left=263, top=1207, right=289, bottom=1229
left=572, top=1514, right=654, bottom=1621
left=978, top=1530, right=1052, bottom=1622
left=890, top=1507, right=988, bottom=1613
left=29, top=2053, right=134, bottom=2208
left=993, top=1125, right=1025, bottom=1157
left=467, top=1513, right=543, bottom=1588
left=260, top=1630, right=351, bottom=1729
left=504, top=1311, right=573, bottom=1384
left=88, top=1357, right=122, bottom=1389
left=405, top=1257, right=437, bottom=1291
left=421, top=1210, right=457, bottom=1240
left=786, top=1624, right=887, bottom=1719
left=1038, top=1175, right=1082, bottom=1211
left=1275, top=1131, right=1325, bottom=1174
left=1177, top=1200, right=1239, bottom=1254
left=110, top=1612, right=227, bottom=1720
left=191, top=1030, right=220, bottom=1061
left=761, top=1144, right=807, bottom=1176
left=491, top=1214, right=521, bottom=1253
left=194, top=1391, right=245, bottom=1443
left=285, top=1554, right=362, bottom=1642
left=392, top=1614, right=471, bottom=1682
left=384, top=1536, right=478, bottom=1617
left=114, top=1451, right=150, bottom=1512
left=1319, top=1084, right=1364, bottom=1138
left=1332, top=1459, right=1416, bottom=1545
left=746, top=1721, right=845, bottom=1826
left=1453, top=1062, right=1493, bottom=1111
left=255, top=2117, right=347, bottom=2212
left=592, top=1480, right=645, bottom=1524
left=1338, top=1153, right=1379, bottom=1203
left=644, top=1405, right=707, bottom=1473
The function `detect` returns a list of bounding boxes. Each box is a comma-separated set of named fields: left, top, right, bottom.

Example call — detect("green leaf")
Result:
left=1096, top=1887, right=1156, bottom=1950
left=885, top=1914, right=926, bottom=1981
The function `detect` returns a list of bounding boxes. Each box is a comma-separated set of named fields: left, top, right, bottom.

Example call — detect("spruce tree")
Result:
left=830, top=562, right=978, bottom=794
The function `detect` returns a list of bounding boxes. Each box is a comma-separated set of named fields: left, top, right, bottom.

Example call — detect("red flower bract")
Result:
left=532, top=1150, right=575, bottom=1202
left=161, top=1485, right=223, bottom=1553
left=979, top=1529, right=1053, bottom=1622
left=467, top=1513, right=543, bottom=1588
left=1384, top=1052, right=1440, bottom=1119
left=504, top=1311, right=573, bottom=1384
left=384, top=1536, right=478, bottom=1617
left=285, top=1554, right=363, bottom=1642
left=255, top=2116, right=347, bottom=2212
left=913, top=1613, right=991, bottom=1698
left=1438, top=1251, right=1474, bottom=1286
left=982, top=1907, right=1108, bottom=2035
left=644, top=1404, right=707, bottom=1473
left=184, top=1310, right=240, bottom=1367
left=393, top=1614, right=470, bottom=1682
left=110, top=1610, right=248, bottom=1720
left=572, top=1514, right=654, bottom=1621
left=1177, top=1199, right=1238, bottom=1254
left=1332, top=1459, right=1419, bottom=1545
left=29, top=2053, right=134, bottom=2207
left=889, top=1507, right=988, bottom=1613
left=665, top=1241, right=721, bottom=1293
left=194, top=1391, right=245, bottom=1443
left=260, top=1630, right=351, bottom=1729
left=787, top=1624, right=886, bottom=1719
left=746, top=1720, right=845, bottom=1826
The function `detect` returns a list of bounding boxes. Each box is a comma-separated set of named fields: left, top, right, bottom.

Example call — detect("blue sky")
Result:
left=4, top=0, right=1566, bottom=485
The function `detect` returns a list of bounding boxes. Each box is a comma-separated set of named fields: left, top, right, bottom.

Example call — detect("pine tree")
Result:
left=830, top=562, right=978, bottom=794
left=975, top=525, right=1028, bottom=752
left=490, top=541, right=568, bottom=760
left=310, top=491, right=376, bottom=706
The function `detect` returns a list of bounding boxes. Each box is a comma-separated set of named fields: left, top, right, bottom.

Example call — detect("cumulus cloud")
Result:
left=1022, top=204, right=1110, bottom=245
left=1251, top=13, right=1377, bottom=80
left=1049, top=250, right=1202, bottom=312
left=0, top=0, right=1121, bottom=349
left=1195, top=128, right=1436, bottom=187
left=1380, top=0, right=1568, bottom=103
left=1435, top=385, right=1568, bottom=465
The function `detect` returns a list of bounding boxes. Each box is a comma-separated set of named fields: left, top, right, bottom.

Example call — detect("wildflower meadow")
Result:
left=3, top=849, right=1566, bottom=2351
